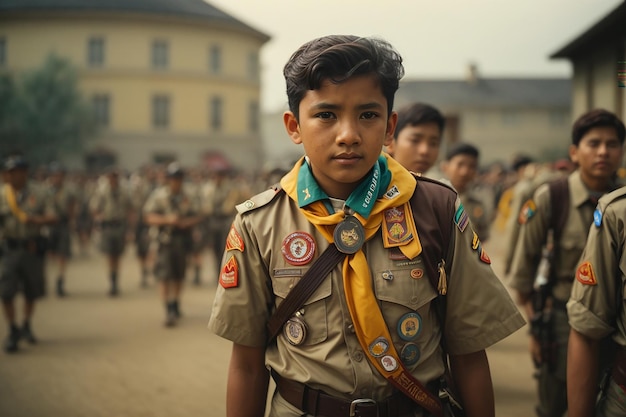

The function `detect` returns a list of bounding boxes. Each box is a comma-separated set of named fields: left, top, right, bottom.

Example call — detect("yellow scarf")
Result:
left=3, top=183, right=28, bottom=223
left=281, top=154, right=441, bottom=413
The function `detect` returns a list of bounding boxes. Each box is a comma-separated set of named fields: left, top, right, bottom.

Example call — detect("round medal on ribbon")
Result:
left=333, top=216, right=365, bottom=254
left=284, top=316, right=307, bottom=346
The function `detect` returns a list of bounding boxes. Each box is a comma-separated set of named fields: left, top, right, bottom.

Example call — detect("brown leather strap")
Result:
left=273, top=371, right=416, bottom=417
left=267, top=244, right=345, bottom=343
left=612, top=347, right=626, bottom=387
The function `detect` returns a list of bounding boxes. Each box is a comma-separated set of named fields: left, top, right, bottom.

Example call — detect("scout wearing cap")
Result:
left=0, top=154, right=57, bottom=353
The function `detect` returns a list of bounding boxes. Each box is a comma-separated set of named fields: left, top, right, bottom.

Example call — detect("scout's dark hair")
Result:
left=445, top=142, right=480, bottom=161
left=283, top=35, right=404, bottom=120
left=572, top=109, right=626, bottom=146
left=394, top=103, right=445, bottom=139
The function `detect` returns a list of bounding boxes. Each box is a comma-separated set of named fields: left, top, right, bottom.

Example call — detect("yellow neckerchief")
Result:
left=281, top=153, right=442, bottom=415
left=3, top=183, right=28, bottom=223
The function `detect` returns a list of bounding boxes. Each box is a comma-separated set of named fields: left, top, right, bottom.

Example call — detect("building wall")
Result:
left=460, top=107, right=571, bottom=163
left=0, top=12, right=267, bottom=171
left=570, top=43, right=626, bottom=122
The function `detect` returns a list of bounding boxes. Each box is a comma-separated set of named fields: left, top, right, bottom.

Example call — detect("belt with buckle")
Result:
left=272, top=371, right=415, bottom=417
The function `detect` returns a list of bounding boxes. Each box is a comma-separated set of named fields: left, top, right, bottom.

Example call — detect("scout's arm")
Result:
left=567, top=329, right=599, bottom=417
left=449, top=350, right=495, bottom=417
left=227, top=343, right=269, bottom=417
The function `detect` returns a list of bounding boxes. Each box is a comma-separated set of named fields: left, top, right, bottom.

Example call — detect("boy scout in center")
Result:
left=209, top=34, right=524, bottom=417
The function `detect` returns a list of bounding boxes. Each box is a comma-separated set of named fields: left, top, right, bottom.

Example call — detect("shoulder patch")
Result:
left=576, top=261, right=597, bottom=286
left=235, top=185, right=284, bottom=214
left=518, top=199, right=536, bottom=224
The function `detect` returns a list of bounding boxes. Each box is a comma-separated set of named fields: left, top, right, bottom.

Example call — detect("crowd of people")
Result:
left=2, top=34, right=626, bottom=417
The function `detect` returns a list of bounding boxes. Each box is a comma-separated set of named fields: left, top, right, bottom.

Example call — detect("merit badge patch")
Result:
left=225, top=225, right=245, bottom=252
left=369, top=337, right=390, bottom=357
left=454, top=201, right=469, bottom=233
left=518, top=200, right=536, bottom=225
left=410, top=268, right=423, bottom=280
left=281, top=232, right=316, bottom=266
left=219, top=256, right=239, bottom=288
left=479, top=247, right=492, bottom=264
left=397, top=312, right=422, bottom=341
left=384, top=185, right=400, bottom=200
left=576, top=261, right=597, bottom=285
left=472, top=231, right=480, bottom=250
left=400, top=343, right=421, bottom=366
left=380, top=355, right=398, bottom=372
left=383, top=206, right=412, bottom=246
left=594, top=209, right=603, bottom=227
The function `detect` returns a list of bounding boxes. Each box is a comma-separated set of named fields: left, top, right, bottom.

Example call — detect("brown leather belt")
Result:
left=272, top=371, right=416, bottom=417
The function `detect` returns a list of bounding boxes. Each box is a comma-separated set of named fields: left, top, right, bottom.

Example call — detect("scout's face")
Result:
left=570, top=126, right=623, bottom=185
left=284, top=74, right=397, bottom=199
left=168, top=176, right=183, bottom=194
left=387, top=122, right=441, bottom=174
left=442, top=154, right=478, bottom=194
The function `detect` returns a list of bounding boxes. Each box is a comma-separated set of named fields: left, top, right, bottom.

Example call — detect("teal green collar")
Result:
left=296, top=155, right=391, bottom=218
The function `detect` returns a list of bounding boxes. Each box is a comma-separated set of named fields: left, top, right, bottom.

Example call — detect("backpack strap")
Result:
left=548, top=177, right=570, bottom=245
left=409, top=176, right=456, bottom=295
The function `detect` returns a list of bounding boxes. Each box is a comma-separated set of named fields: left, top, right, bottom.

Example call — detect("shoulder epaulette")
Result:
left=236, top=183, right=284, bottom=214
left=597, top=186, right=626, bottom=212
left=412, top=173, right=457, bottom=195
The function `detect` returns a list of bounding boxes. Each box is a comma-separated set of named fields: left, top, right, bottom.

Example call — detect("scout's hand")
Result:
left=529, top=335, right=542, bottom=366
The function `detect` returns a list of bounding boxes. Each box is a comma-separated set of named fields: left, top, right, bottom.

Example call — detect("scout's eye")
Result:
left=315, top=112, right=335, bottom=119
left=360, top=112, right=378, bottom=120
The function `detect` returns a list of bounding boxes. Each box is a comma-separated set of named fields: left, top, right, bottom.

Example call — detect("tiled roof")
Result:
left=0, top=0, right=269, bottom=40
left=396, top=78, right=571, bottom=110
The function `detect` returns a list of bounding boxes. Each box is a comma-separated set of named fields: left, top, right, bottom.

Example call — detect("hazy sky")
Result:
left=208, top=0, right=622, bottom=112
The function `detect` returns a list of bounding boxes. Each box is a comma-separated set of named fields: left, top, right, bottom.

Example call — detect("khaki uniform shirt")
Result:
left=0, top=183, right=55, bottom=240
left=143, top=186, right=200, bottom=221
left=567, top=187, right=626, bottom=347
left=89, top=185, right=132, bottom=222
left=509, top=170, right=610, bottom=302
left=209, top=186, right=524, bottom=408
left=47, top=183, right=76, bottom=221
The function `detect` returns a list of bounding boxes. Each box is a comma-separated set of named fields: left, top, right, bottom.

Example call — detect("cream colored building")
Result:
left=0, top=0, right=269, bottom=172
left=550, top=1, right=626, bottom=123
left=394, top=66, right=572, bottom=166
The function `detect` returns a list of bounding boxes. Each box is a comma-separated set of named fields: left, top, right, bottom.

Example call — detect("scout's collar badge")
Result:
left=334, top=212, right=365, bottom=254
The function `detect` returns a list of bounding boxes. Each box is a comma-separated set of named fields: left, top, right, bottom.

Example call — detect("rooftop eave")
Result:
left=550, top=2, right=626, bottom=60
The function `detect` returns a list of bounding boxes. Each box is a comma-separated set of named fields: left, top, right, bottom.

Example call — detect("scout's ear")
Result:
left=568, top=144, right=579, bottom=165
left=284, top=111, right=302, bottom=145
left=384, top=111, right=398, bottom=147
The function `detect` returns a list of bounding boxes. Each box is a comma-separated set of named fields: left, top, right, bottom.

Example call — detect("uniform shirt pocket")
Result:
left=272, top=267, right=332, bottom=345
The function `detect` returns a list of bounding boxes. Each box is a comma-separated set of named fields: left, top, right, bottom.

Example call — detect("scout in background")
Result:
left=567, top=186, right=626, bottom=417
left=143, top=163, right=203, bottom=327
left=209, top=34, right=524, bottom=417
left=0, top=156, right=58, bottom=353
left=440, top=142, right=491, bottom=241
left=509, top=109, right=625, bottom=417
left=385, top=102, right=445, bottom=176
left=45, top=162, right=77, bottom=297
left=90, top=168, right=134, bottom=297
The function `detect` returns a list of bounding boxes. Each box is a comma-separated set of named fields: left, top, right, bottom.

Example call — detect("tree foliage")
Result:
left=0, top=54, right=95, bottom=165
